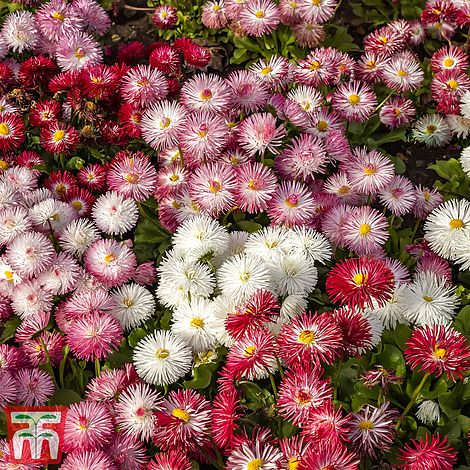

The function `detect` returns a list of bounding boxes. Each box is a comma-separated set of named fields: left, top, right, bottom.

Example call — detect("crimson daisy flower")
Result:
left=29, top=99, right=62, bottom=128
left=404, top=324, right=470, bottom=381
left=299, top=442, right=360, bottom=470
left=148, top=450, right=192, bottom=470
left=325, top=257, right=395, bottom=309
left=40, top=122, right=80, bottom=154
left=0, top=113, right=25, bottom=153
left=225, top=289, right=280, bottom=341
left=399, top=435, right=457, bottom=470
left=277, top=311, right=343, bottom=366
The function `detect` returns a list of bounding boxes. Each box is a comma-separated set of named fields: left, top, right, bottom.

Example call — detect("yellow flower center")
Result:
left=137, top=78, right=150, bottom=88
left=359, top=420, right=374, bottom=430
left=74, top=47, right=86, bottom=59
left=353, top=272, right=368, bottom=286
left=366, top=60, right=376, bottom=69
left=53, top=130, right=65, bottom=142
left=244, top=345, right=256, bottom=357
left=104, top=253, right=117, bottom=264
left=290, top=0, right=297, bottom=6
left=213, top=4, right=221, bottom=10
left=0, top=160, right=9, bottom=170
left=397, top=69, right=408, bottom=77
left=298, top=329, right=315, bottom=345
left=261, top=67, right=272, bottom=75
left=72, top=201, right=83, bottom=211
left=426, top=125, right=437, bottom=134
left=311, top=0, right=321, bottom=4
left=169, top=174, right=180, bottom=182
left=247, top=459, right=264, bottom=470
left=309, top=60, right=321, bottom=71
left=348, top=94, right=360, bottom=105
left=190, top=317, right=205, bottom=328
left=288, top=457, right=301, bottom=470
left=338, top=185, right=350, bottom=195
left=358, top=223, right=371, bottom=235
left=248, top=179, right=259, bottom=190
left=443, top=57, right=455, bottom=67
left=433, top=346, right=447, bottom=359
left=0, top=123, right=10, bottom=136
left=378, top=36, right=388, bottom=44
left=447, top=79, right=459, bottom=90
left=159, top=117, right=171, bottom=129
left=255, top=10, right=265, bottom=18
left=240, top=272, right=251, bottom=282
left=316, top=120, right=328, bottom=131
left=172, top=408, right=190, bottom=422
left=200, top=89, right=213, bottom=101
left=155, top=348, right=170, bottom=359
left=423, top=295, right=433, bottom=302
left=449, top=218, right=464, bottom=229
left=51, top=11, right=65, bottom=21
left=209, top=180, right=221, bottom=193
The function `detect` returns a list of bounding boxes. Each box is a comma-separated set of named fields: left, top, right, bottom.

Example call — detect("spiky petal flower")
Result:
left=226, top=440, right=283, bottom=470
left=399, top=435, right=457, bottom=470
left=404, top=324, right=470, bottom=381
left=331, top=81, right=377, bottom=122
left=299, top=443, right=360, bottom=470
left=56, top=31, right=103, bottom=71
left=239, top=0, right=280, bottom=37
left=14, top=368, right=54, bottom=406
left=0, top=113, right=25, bottom=153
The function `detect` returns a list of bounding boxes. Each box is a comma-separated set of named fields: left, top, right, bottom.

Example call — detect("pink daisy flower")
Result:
left=331, top=80, right=377, bottom=122
left=40, top=122, right=80, bottom=155
left=292, top=21, right=325, bottom=49
left=364, top=25, right=407, bottom=58
left=412, top=185, right=444, bottom=219
left=63, top=400, right=114, bottom=452
left=72, top=0, right=111, bottom=35
left=154, top=164, right=189, bottom=200
left=11, top=279, right=54, bottom=318
left=382, top=51, right=424, bottom=93
left=60, top=450, right=116, bottom=470
left=379, top=96, right=416, bottom=128
left=431, top=45, right=468, bottom=73
left=295, top=49, right=336, bottom=86
left=307, top=108, right=344, bottom=138
left=234, top=161, right=277, bottom=213
left=267, top=180, right=315, bottom=227
left=399, top=435, right=457, bottom=470
left=21, top=331, right=65, bottom=367
left=148, top=450, right=192, bottom=470
left=154, top=389, right=212, bottom=455
left=227, top=439, right=283, bottom=470
left=379, top=175, right=416, bottom=216
left=238, top=113, right=286, bottom=157
left=239, top=0, right=280, bottom=37
left=297, top=0, right=337, bottom=23
left=84, top=239, right=137, bottom=288
left=56, top=31, right=103, bottom=71
left=188, top=162, right=237, bottom=216
left=355, top=52, right=389, bottom=84
left=323, top=172, right=361, bottom=204
left=121, top=65, right=169, bottom=108
left=0, top=370, right=17, bottom=408
left=202, top=0, right=229, bottom=28
left=14, top=368, right=54, bottom=406
left=277, top=312, right=343, bottom=366
left=152, top=5, right=178, bottom=29
left=105, top=434, right=148, bottom=470
left=226, top=70, right=270, bottom=114
left=86, top=366, right=138, bottom=402
left=300, top=443, right=360, bottom=470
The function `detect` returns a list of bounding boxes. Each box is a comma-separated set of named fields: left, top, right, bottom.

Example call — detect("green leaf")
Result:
left=439, top=392, right=461, bottom=419
left=374, top=344, right=406, bottom=376
left=65, top=157, right=85, bottom=170
left=105, top=340, right=133, bottom=368
left=458, top=415, right=470, bottom=434
left=183, top=365, right=212, bottom=389
left=236, top=220, right=262, bottom=233
left=128, top=328, right=147, bottom=348
left=49, top=389, right=82, bottom=406
left=421, top=377, right=447, bottom=400
left=0, top=315, right=21, bottom=343
left=393, top=324, right=412, bottom=351
left=134, top=218, right=166, bottom=244
left=453, top=305, right=470, bottom=337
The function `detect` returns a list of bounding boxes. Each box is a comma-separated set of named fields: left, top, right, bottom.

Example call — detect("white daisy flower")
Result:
left=29, top=198, right=77, bottom=235
left=359, top=309, right=384, bottom=353
left=460, top=90, right=470, bottom=119
left=1, top=167, right=37, bottom=194
left=217, top=253, right=272, bottom=304
left=171, top=297, right=219, bottom=353
left=110, top=283, right=156, bottom=331
left=133, top=330, right=192, bottom=386
left=0, top=257, right=21, bottom=296
left=114, top=383, right=163, bottom=441
left=213, top=231, right=249, bottom=268
left=269, top=252, right=317, bottom=296
left=0, top=181, right=19, bottom=211
left=11, top=279, right=53, bottom=318
left=453, top=235, right=470, bottom=270
left=1, top=11, right=38, bottom=53
left=0, top=207, right=32, bottom=245
left=20, top=188, right=56, bottom=209
left=424, top=199, right=470, bottom=260
left=460, top=146, right=470, bottom=176
left=412, top=114, right=451, bottom=147
left=446, top=114, right=470, bottom=139
left=172, top=214, right=230, bottom=261
left=367, top=284, right=409, bottom=330
left=211, top=295, right=237, bottom=348
left=59, top=219, right=101, bottom=257
left=244, top=226, right=290, bottom=262
left=401, top=272, right=459, bottom=326
left=92, top=191, right=139, bottom=236
left=285, top=226, right=332, bottom=264
left=416, top=400, right=440, bottom=425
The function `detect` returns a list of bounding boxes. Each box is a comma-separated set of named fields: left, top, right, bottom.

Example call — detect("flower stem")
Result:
left=40, top=338, right=59, bottom=388
left=374, top=90, right=394, bottom=113
left=276, top=358, right=285, bottom=380
left=94, top=358, right=101, bottom=378
left=402, top=372, right=430, bottom=417
left=268, top=371, right=278, bottom=398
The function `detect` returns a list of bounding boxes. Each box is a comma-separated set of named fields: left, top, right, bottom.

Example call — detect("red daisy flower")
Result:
left=0, top=113, right=25, bottom=153
left=277, top=311, right=343, bottom=367
left=29, top=99, right=62, bottom=128
left=18, top=55, right=57, bottom=90
left=117, top=41, right=147, bottom=65
left=225, top=289, right=280, bottom=341
left=40, top=122, right=80, bottom=154
left=399, top=435, right=457, bottom=470
left=325, top=257, right=395, bottom=309
left=299, top=442, right=360, bottom=470
left=45, top=170, right=78, bottom=199
left=77, top=163, right=107, bottom=191
left=66, top=187, right=95, bottom=217
left=149, top=45, right=182, bottom=76
left=404, top=324, right=470, bottom=381
left=48, top=70, right=80, bottom=93
left=118, top=103, right=142, bottom=139
left=148, top=450, right=192, bottom=470
left=79, top=64, right=120, bottom=101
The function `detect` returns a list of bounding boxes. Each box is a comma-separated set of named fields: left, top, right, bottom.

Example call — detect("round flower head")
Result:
left=285, top=226, right=332, bottom=264
left=114, top=382, right=163, bottom=441
left=35, top=0, right=83, bottom=42
left=244, top=226, right=290, bottom=262
left=202, top=0, right=229, bottom=28
left=72, top=0, right=111, bottom=35
left=105, top=433, right=148, bottom=470
left=267, top=180, right=315, bottom=227
left=63, top=401, right=114, bottom=452
left=238, top=113, right=286, bottom=157
left=2, top=11, right=38, bottom=53
left=78, top=164, right=107, bottom=191
left=110, top=283, right=155, bottom=331
left=141, top=100, right=187, bottom=150
left=234, top=161, right=277, bottom=213
left=400, top=272, right=458, bottom=326
left=277, top=363, right=332, bottom=426
left=331, top=81, right=377, bottom=122
left=347, top=402, right=398, bottom=459
left=133, top=330, right=192, bottom=386
left=60, top=449, right=116, bottom=470
left=278, top=312, right=343, bottom=366
left=0, top=371, right=17, bottom=408
left=56, top=31, right=103, bottom=71
left=412, top=114, right=452, bottom=147
left=59, top=218, right=100, bottom=257
left=84, top=239, right=137, bottom=288
left=29, top=199, right=77, bottom=236
left=107, top=151, right=158, bottom=202
left=275, top=133, right=327, bottom=181
left=179, top=111, right=228, bottom=165
left=379, top=96, right=416, bottom=128
left=379, top=175, right=416, bottom=216
left=226, top=440, right=283, bottom=470
left=297, top=0, right=337, bottom=23
left=152, top=4, right=178, bottom=28
left=92, top=191, right=139, bottom=235
left=446, top=114, right=470, bottom=138
left=148, top=450, right=192, bottom=470
left=188, top=163, right=236, bottom=216
left=292, top=21, right=326, bottom=49
left=14, top=368, right=54, bottom=406
left=67, top=312, right=123, bottom=361
left=347, top=147, right=395, bottom=194
left=36, top=252, right=80, bottom=295
left=342, top=206, right=389, bottom=256
left=212, top=388, right=243, bottom=451
left=0, top=207, right=32, bottom=245
left=416, top=400, right=440, bottom=425
left=217, top=253, right=272, bottom=304
left=295, top=49, right=337, bottom=87
left=413, top=185, right=444, bottom=219
left=249, top=55, right=291, bottom=89
left=226, top=70, right=270, bottom=114
left=0, top=113, right=25, bottom=153
left=382, top=51, right=424, bottom=92
left=154, top=389, right=212, bottom=454
left=405, top=324, right=470, bottom=381
left=326, top=257, right=395, bottom=309
left=226, top=328, right=277, bottom=380
left=40, top=122, right=80, bottom=155
left=121, top=65, right=169, bottom=108
left=239, top=0, right=280, bottom=37
left=399, top=435, right=457, bottom=470
left=180, top=74, right=231, bottom=114
left=300, top=443, right=359, bottom=470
